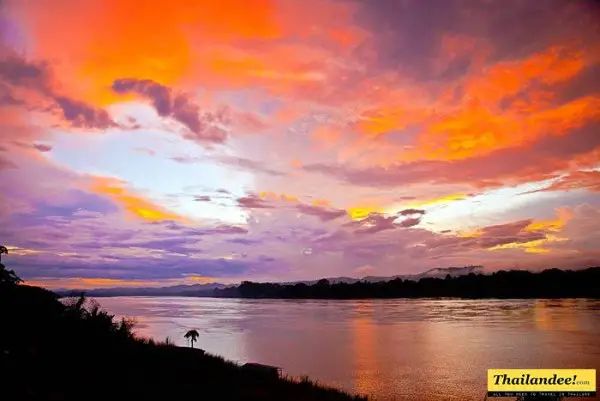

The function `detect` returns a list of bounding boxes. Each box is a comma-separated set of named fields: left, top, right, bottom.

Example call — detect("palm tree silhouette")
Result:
left=0, top=245, right=22, bottom=286
left=184, top=329, right=199, bottom=348
left=0, top=245, right=7, bottom=263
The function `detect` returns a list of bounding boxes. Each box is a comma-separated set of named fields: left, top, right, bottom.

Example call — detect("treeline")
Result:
left=213, top=267, right=600, bottom=299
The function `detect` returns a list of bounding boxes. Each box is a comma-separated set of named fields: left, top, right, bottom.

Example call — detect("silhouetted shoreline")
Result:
left=0, top=283, right=367, bottom=401
left=211, top=267, right=600, bottom=299
left=56, top=267, right=600, bottom=300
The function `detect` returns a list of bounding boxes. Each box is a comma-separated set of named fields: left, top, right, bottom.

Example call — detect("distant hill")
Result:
left=54, top=266, right=484, bottom=297
left=55, top=282, right=230, bottom=298
left=285, top=266, right=484, bottom=285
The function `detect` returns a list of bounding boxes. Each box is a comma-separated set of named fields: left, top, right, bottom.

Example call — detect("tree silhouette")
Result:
left=0, top=245, right=22, bottom=286
left=184, top=329, right=199, bottom=348
left=0, top=245, right=7, bottom=263
left=214, top=267, right=600, bottom=299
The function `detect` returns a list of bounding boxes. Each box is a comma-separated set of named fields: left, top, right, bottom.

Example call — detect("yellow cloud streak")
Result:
left=90, top=177, right=185, bottom=222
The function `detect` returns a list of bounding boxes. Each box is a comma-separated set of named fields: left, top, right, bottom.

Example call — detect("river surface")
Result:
left=96, top=297, right=600, bottom=401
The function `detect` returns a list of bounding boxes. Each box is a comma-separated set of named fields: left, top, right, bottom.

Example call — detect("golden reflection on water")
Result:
left=534, top=299, right=584, bottom=332
left=351, top=301, right=378, bottom=396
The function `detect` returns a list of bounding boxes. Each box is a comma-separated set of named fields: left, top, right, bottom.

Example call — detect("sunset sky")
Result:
left=1, top=0, right=600, bottom=289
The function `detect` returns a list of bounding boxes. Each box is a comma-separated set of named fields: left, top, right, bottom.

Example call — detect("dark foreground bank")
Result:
left=0, top=283, right=366, bottom=401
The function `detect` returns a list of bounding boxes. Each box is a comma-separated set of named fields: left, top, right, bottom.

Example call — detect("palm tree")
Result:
left=184, top=329, right=199, bottom=348
left=0, top=245, right=7, bottom=263
left=0, top=245, right=22, bottom=286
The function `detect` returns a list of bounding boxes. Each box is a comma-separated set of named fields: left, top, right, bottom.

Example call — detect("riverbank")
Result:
left=0, top=283, right=366, bottom=401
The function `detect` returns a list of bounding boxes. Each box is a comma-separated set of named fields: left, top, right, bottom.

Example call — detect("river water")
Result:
left=96, top=297, right=600, bottom=400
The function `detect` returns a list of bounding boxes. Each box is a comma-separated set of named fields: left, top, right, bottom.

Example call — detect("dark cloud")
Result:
left=0, top=53, right=117, bottom=131
left=54, top=96, right=115, bottom=129
left=33, top=143, right=52, bottom=152
left=353, top=212, right=399, bottom=235
left=352, top=0, right=599, bottom=82
left=151, top=221, right=248, bottom=236
left=227, top=238, right=262, bottom=246
left=0, top=55, right=52, bottom=92
left=193, top=195, right=211, bottom=202
left=398, top=217, right=421, bottom=228
left=296, top=203, right=347, bottom=221
left=398, top=208, right=426, bottom=216
left=237, top=195, right=273, bottom=209
left=207, top=225, right=248, bottom=235
left=112, top=78, right=228, bottom=143
left=352, top=0, right=459, bottom=81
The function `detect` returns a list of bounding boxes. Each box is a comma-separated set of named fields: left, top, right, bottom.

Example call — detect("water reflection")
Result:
left=534, top=299, right=589, bottom=332
left=97, top=297, right=600, bottom=401
left=352, top=301, right=378, bottom=396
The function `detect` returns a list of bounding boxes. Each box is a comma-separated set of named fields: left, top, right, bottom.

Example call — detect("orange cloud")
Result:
left=412, top=45, right=597, bottom=162
left=90, top=177, right=185, bottom=222
left=26, top=277, right=168, bottom=290
left=8, top=0, right=359, bottom=106
left=258, top=191, right=299, bottom=203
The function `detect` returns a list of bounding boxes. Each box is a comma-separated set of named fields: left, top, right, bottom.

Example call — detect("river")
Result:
left=96, top=297, right=600, bottom=400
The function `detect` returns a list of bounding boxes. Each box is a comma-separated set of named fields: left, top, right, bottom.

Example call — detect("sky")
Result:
left=1, top=0, right=600, bottom=290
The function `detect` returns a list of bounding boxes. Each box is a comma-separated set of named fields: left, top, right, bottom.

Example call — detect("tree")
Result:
left=0, top=245, right=22, bottom=286
left=0, top=245, right=7, bottom=263
left=184, top=329, right=199, bottom=349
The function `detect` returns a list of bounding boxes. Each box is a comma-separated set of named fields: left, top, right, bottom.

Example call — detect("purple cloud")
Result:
left=296, top=203, right=347, bottom=221
left=237, top=195, right=273, bottom=209
left=111, top=78, right=228, bottom=143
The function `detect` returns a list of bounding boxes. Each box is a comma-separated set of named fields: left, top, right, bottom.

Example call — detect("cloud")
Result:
left=193, top=195, right=212, bottom=202
left=295, top=203, right=347, bottom=221
left=535, top=171, right=600, bottom=193
left=53, top=96, right=114, bottom=129
left=32, top=143, right=53, bottom=152
left=398, top=217, right=421, bottom=228
left=304, top=121, right=600, bottom=190
left=0, top=55, right=52, bottom=93
left=111, top=78, right=228, bottom=143
left=351, top=212, right=422, bottom=235
left=237, top=195, right=273, bottom=209
left=0, top=52, right=117, bottom=131
left=398, top=208, right=426, bottom=216
left=89, top=176, right=185, bottom=222
left=215, top=155, right=285, bottom=176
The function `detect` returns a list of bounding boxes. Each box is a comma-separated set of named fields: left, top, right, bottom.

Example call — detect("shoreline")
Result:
left=2, top=283, right=369, bottom=401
